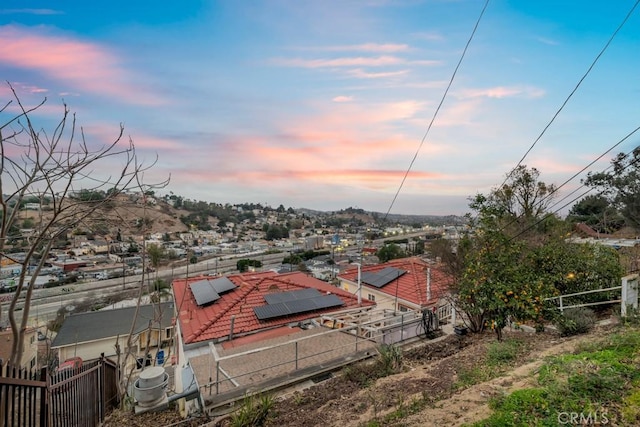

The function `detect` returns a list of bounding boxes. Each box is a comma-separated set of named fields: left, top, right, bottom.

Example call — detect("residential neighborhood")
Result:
left=2, top=182, right=640, bottom=426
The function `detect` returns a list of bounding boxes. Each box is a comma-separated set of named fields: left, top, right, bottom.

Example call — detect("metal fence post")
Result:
left=355, top=329, right=359, bottom=352
left=295, top=342, right=298, bottom=370
left=559, top=296, right=564, bottom=313
left=215, top=361, right=220, bottom=395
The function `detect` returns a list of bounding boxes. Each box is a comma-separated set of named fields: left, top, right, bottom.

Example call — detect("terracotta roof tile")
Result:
left=173, top=271, right=373, bottom=345
left=338, top=257, right=452, bottom=307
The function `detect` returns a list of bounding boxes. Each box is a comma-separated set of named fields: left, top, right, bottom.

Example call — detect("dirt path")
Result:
left=266, top=324, right=616, bottom=427
left=398, top=334, right=588, bottom=427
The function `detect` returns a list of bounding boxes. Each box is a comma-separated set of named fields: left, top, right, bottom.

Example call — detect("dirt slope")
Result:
left=265, top=324, right=616, bottom=427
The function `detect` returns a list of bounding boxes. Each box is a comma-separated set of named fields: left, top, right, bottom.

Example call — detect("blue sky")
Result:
left=1, top=1, right=639, bottom=215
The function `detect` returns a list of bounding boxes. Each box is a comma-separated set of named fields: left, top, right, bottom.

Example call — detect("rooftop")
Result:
left=52, top=302, right=174, bottom=348
left=338, top=257, right=452, bottom=307
left=172, top=271, right=373, bottom=345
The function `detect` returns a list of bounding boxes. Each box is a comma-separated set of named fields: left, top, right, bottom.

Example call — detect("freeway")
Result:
left=6, top=252, right=287, bottom=325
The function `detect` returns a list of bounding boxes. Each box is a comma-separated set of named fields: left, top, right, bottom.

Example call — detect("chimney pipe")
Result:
left=229, top=315, right=235, bottom=341
left=354, top=263, right=362, bottom=305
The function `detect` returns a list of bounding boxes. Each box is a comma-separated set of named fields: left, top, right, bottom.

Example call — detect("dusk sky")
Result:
left=1, top=1, right=639, bottom=216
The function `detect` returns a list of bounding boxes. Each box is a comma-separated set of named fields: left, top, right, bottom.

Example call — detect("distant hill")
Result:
left=296, top=207, right=466, bottom=226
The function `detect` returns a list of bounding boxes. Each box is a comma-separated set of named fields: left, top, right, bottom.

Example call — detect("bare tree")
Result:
left=0, top=83, right=168, bottom=367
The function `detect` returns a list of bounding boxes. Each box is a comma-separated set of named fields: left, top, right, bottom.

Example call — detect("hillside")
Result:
left=264, top=321, right=627, bottom=427
left=21, top=198, right=191, bottom=238
left=105, top=321, right=630, bottom=427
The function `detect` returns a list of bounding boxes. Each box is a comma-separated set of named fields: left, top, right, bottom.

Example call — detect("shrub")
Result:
left=486, top=339, right=522, bottom=366
left=553, top=307, right=597, bottom=336
left=230, top=393, right=274, bottom=427
left=377, top=344, right=403, bottom=376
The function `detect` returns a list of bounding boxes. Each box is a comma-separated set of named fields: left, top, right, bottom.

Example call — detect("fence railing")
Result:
left=0, top=364, right=47, bottom=427
left=545, top=286, right=622, bottom=312
left=203, top=309, right=442, bottom=398
left=0, top=355, right=118, bottom=427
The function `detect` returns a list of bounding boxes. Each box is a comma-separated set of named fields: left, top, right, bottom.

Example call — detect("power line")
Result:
left=498, top=0, right=640, bottom=191
left=539, top=126, right=640, bottom=212
left=507, top=142, right=640, bottom=242
left=382, top=0, right=491, bottom=222
left=494, top=126, right=640, bottom=236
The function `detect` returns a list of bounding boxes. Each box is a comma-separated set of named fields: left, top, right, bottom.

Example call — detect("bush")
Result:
left=230, top=393, right=274, bottom=427
left=377, top=344, right=403, bottom=376
left=553, top=307, right=597, bottom=336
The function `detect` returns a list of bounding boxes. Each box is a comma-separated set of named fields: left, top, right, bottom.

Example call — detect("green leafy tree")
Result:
left=530, top=240, right=623, bottom=302
left=457, top=231, right=552, bottom=340
left=469, top=165, right=557, bottom=237
left=377, top=243, right=405, bottom=262
left=237, top=259, right=263, bottom=272
left=147, top=243, right=165, bottom=272
left=584, top=148, right=640, bottom=231
left=566, top=194, right=623, bottom=233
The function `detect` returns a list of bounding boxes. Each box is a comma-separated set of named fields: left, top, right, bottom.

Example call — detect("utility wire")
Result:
left=513, top=126, right=640, bottom=225
left=495, top=126, right=640, bottom=236
left=382, top=0, right=491, bottom=222
left=507, top=142, right=640, bottom=242
left=498, top=0, right=640, bottom=191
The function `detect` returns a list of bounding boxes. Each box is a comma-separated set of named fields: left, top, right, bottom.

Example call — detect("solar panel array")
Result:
left=254, top=291, right=344, bottom=321
left=264, top=288, right=321, bottom=305
left=361, top=267, right=406, bottom=288
left=190, top=277, right=237, bottom=306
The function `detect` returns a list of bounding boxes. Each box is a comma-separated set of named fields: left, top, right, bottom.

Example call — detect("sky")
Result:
left=1, top=1, right=639, bottom=216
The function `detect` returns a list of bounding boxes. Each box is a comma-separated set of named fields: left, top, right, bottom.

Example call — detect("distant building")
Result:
left=51, top=302, right=174, bottom=366
left=337, top=257, right=452, bottom=312
left=0, top=327, right=38, bottom=369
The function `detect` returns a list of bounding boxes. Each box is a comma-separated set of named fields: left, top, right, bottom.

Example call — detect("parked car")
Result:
left=57, top=357, right=83, bottom=372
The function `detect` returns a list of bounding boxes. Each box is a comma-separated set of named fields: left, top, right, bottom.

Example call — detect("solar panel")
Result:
left=190, top=280, right=221, bottom=306
left=254, top=303, right=292, bottom=320
left=189, top=277, right=238, bottom=306
left=210, top=277, right=237, bottom=294
left=264, top=288, right=322, bottom=305
left=284, top=297, right=317, bottom=313
left=312, top=294, right=343, bottom=309
left=254, top=294, right=344, bottom=320
left=361, top=267, right=406, bottom=288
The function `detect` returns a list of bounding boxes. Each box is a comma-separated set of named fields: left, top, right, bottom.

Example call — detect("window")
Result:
left=165, top=328, right=172, bottom=339
left=398, top=305, right=409, bottom=312
left=367, top=294, right=376, bottom=302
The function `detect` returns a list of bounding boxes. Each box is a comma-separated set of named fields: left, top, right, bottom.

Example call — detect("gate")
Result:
left=0, top=355, right=119, bottom=427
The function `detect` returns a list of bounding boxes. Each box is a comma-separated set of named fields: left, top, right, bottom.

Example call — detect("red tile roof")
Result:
left=173, top=271, right=373, bottom=345
left=338, top=257, right=452, bottom=308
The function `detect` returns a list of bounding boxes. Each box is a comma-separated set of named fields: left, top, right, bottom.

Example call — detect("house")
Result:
left=171, top=271, right=375, bottom=414
left=337, top=257, right=452, bottom=313
left=172, top=271, right=371, bottom=348
left=51, top=302, right=174, bottom=366
left=0, top=327, right=38, bottom=369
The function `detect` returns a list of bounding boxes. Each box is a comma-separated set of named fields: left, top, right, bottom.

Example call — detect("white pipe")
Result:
left=354, top=263, right=362, bottom=305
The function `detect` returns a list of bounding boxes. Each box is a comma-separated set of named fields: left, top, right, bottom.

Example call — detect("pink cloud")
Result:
left=458, top=86, right=545, bottom=99
left=273, top=55, right=403, bottom=68
left=0, top=9, right=63, bottom=15
left=347, top=68, right=410, bottom=79
left=174, top=167, right=440, bottom=192
left=0, top=25, right=164, bottom=106
left=312, top=43, right=410, bottom=53
left=332, top=95, right=354, bottom=102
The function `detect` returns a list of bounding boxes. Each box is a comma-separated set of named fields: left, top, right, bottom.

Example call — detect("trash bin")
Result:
left=156, top=350, right=165, bottom=366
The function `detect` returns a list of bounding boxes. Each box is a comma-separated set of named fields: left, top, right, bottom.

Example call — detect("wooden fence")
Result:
left=0, top=355, right=119, bottom=427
